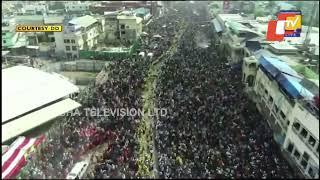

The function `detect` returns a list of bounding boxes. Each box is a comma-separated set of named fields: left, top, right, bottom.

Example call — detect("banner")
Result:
left=1, top=135, right=45, bottom=179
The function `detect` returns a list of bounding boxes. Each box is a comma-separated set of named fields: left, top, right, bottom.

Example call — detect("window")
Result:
left=3, top=40, right=6, bottom=44
left=248, top=63, right=256, bottom=69
left=300, top=128, right=308, bottom=138
left=308, top=167, right=315, bottom=178
left=301, top=152, right=310, bottom=169
left=121, top=24, right=125, bottom=29
left=302, top=152, right=310, bottom=161
left=72, top=46, right=77, bottom=51
left=274, top=105, right=279, bottom=113
left=269, top=95, right=273, bottom=103
left=51, top=37, right=55, bottom=42
left=126, top=25, right=129, bottom=28
left=280, top=111, right=286, bottom=119
left=121, top=31, right=125, bottom=35
left=64, top=39, right=70, bottom=43
left=287, top=142, right=294, bottom=153
left=293, top=122, right=300, bottom=131
left=66, top=46, right=70, bottom=51
left=300, top=159, right=308, bottom=169
left=71, top=40, right=75, bottom=43
left=308, top=136, right=316, bottom=147
left=3, top=33, right=6, bottom=36
left=293, top=149, right=301, bottom=160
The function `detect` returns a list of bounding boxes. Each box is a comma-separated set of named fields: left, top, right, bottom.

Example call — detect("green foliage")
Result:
left=254, top=8, right=265, bottom=18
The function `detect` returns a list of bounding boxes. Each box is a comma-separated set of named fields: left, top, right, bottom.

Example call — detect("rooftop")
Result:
left=218, top=14, right=244, bottom=23
left=15, top=15, right=44, bottom=25
left=117, top=15, right=143, bottom=24
left=69, top=15, right=97, bottom=28
left=259, top=56, right=316, bottom=100
left=44, top=16, right=64, bottom=24
left=2, top=66, right=79, bottom=123
left=133, top=7, right=150, bottom=16
left=269, top=43, right=298, bottom=51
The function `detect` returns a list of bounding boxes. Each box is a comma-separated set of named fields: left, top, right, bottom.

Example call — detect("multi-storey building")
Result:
left=2, top=17, right=20, bottom=50
left=23, top=2, right=48, bottom=15
left=63, top=15, right=101, bottom=59
left=117, top=12, right=143, bottom=42
left=65, top=1, right=89, bottom=12
left=242, top=54, right=319, bottom=178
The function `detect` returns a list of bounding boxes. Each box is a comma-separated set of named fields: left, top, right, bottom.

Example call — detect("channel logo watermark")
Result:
left=61, top=107, right=168, bottom=117
left=266, top=10, right=302, bottom=41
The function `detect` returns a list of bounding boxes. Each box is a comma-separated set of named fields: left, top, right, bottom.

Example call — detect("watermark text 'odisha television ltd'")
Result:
left=266, top=10, right=302, bottom=41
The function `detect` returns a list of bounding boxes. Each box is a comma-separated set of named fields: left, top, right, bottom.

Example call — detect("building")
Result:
left=23, top=2, right=48, bottom=15
left=15, top=15, right=46, bottom=46
left=117, top=12, right=143, bottom=42
left=63, top=15, right=101, bottom=59
left=2, top=66, right=80, bottom=143
left=284, top=98, right=319, bottom=178
left=132, top=7, right=152, bottom=22
left=102, top=11, right=120, bottom=42
left=242, top=54, right=319, bottom=178
left=212, top=14, right=264, bottom=64
left=65, top=1, right=89, bottom=12
left=89, top=1, right=150, bottom=15
left=2, top=17, right=20, bottom=50
left=43, top=16, right=65, bottom=57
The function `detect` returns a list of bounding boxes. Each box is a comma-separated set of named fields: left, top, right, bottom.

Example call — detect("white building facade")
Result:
left=117, top=14, right=143, bottom=42
left=243, top=55, right=319, bottom=178
left=65, top=1, right=89, bottom=12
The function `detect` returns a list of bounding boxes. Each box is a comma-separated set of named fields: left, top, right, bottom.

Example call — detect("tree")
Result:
left=254, top=8, right=265, bottom=18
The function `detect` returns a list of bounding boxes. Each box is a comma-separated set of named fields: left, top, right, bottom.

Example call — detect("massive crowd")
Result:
left=16, top=2, right=299, bottom=179
left=153, top=18, right=297, bottom=179
left=18, top=6, right=184, bottom=179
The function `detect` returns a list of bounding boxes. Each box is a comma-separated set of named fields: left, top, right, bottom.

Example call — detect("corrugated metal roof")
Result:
left=2, top=66, right=79, bottom=123
left=69, top=15, right=97, bottom=28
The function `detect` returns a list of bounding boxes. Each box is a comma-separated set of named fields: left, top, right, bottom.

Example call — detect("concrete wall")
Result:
left=40, top=60, right=106, bottom=72
left=61, top=60, right=106, bottom=72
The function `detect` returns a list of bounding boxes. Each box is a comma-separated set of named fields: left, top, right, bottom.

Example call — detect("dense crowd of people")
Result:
left=18, top=5, right=184, bottom=179
left=15, top=2, right=299, bottom=179
left=153, top=15, right=297, bottom=179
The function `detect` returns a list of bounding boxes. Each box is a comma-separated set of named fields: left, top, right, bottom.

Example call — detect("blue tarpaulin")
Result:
left=276, top=73, right=303, bottom=99
left=259, top=57, right=280, bottom=78
left=258, top=56, right=314, bottom=99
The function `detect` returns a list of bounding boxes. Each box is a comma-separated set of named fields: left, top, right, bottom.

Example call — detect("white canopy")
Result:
left=2, top=66, right=79, bottom=123
left=2, top=98, right=81, bottom=143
